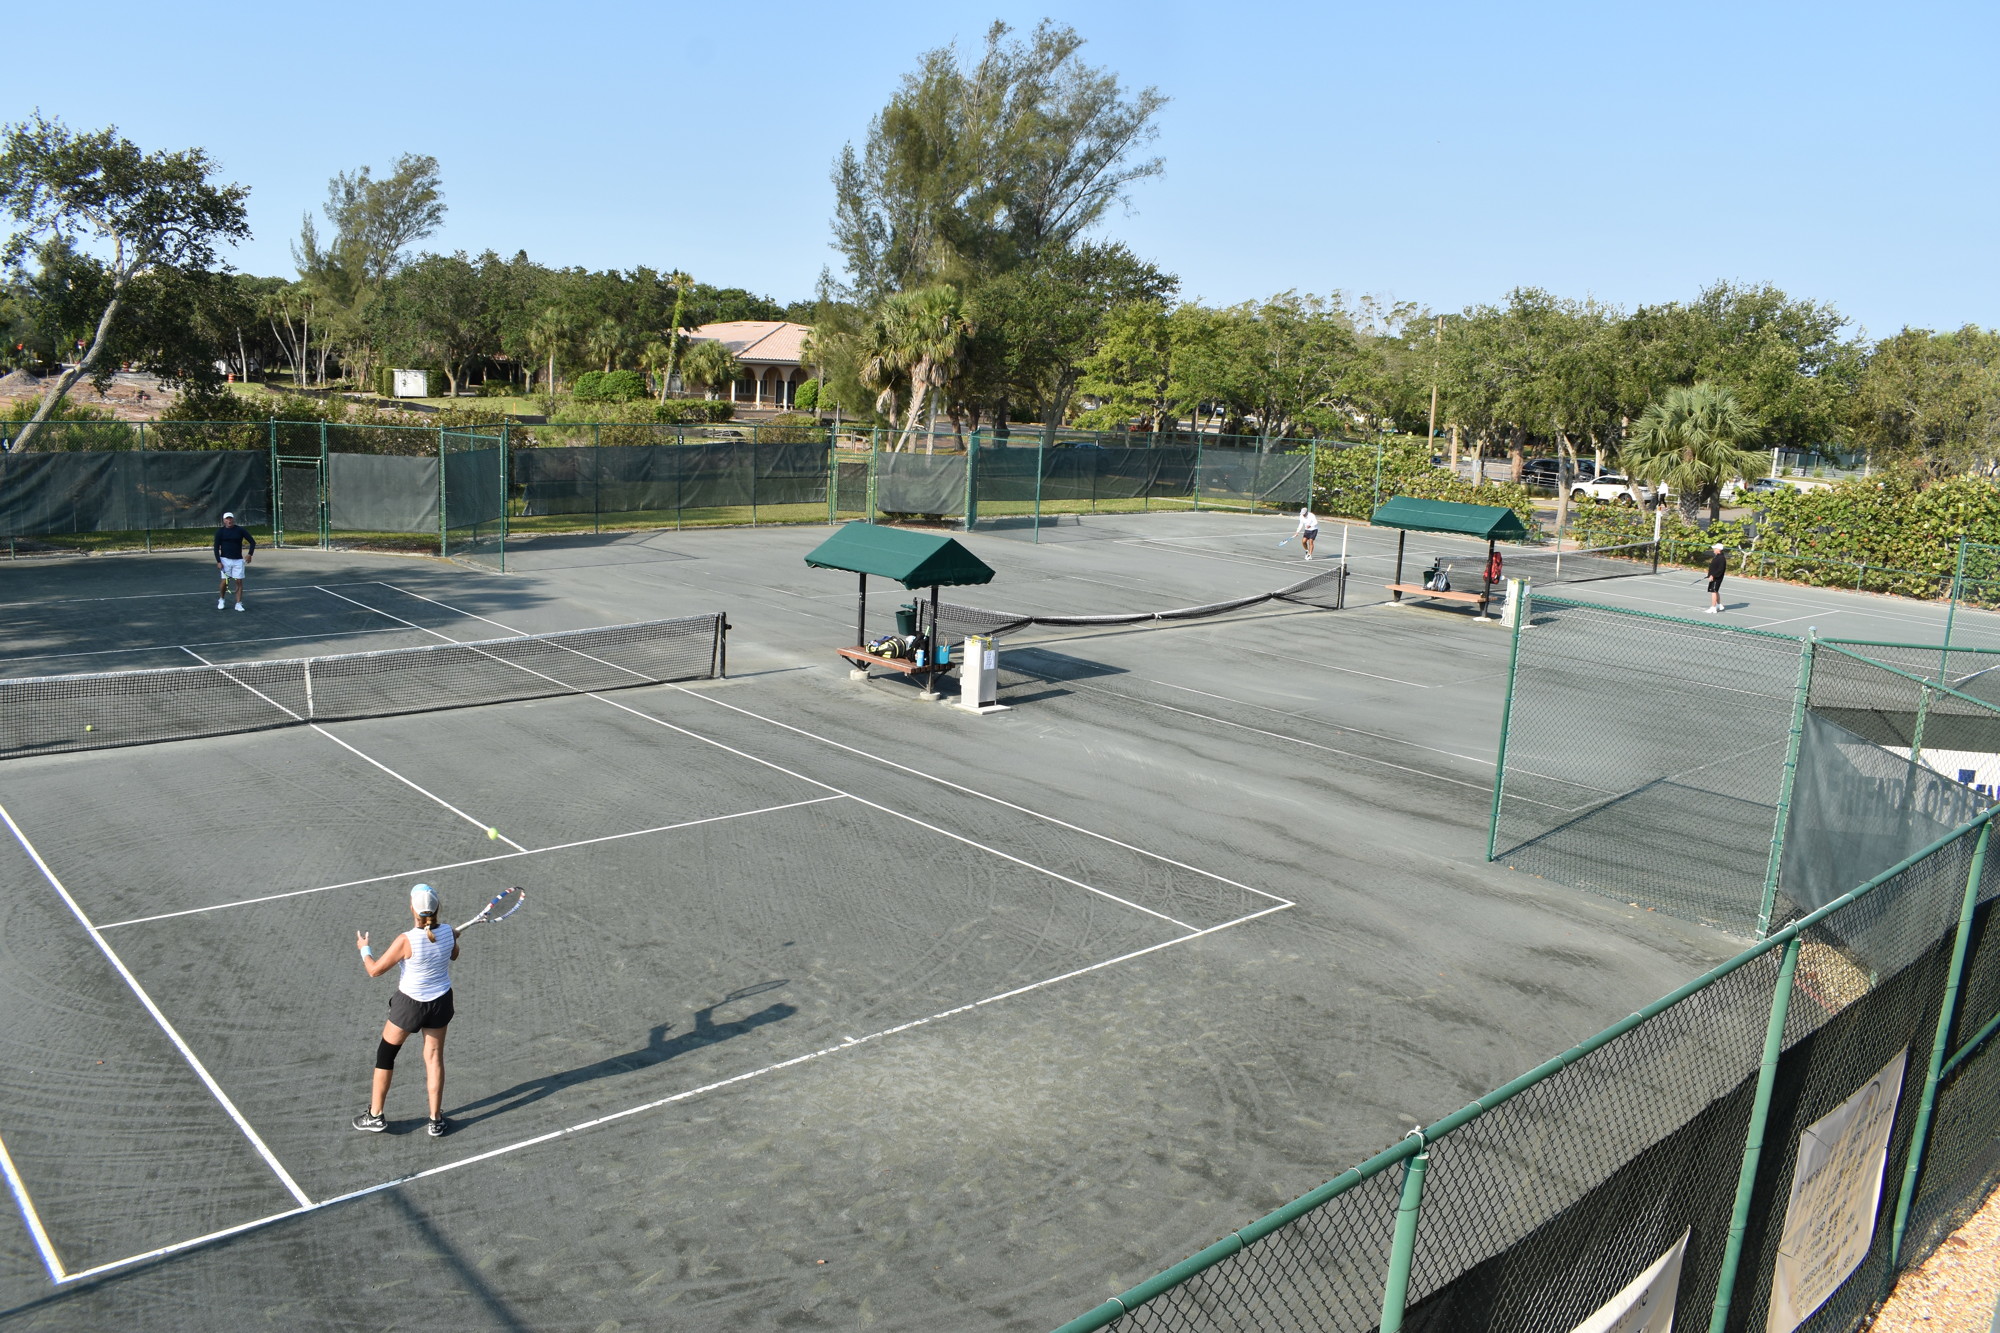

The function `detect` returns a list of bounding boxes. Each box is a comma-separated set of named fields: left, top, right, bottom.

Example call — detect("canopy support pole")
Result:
left=921, top=583, right=943, bottom=700
left=856, top=572, right=867, bottom=648
left=1393, top=530, right=1407, bottom=601
left=1482, top=538, right=1495, bottom=617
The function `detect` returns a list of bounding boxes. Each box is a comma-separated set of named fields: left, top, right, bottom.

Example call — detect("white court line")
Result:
left=0, top=802, right=313, bottom=1209
left=96, top=796, right=849, bottom=930
left=0, top=1128, right=63, bottom=1281
left=580, top=692, right=1205, bottom=932
left=46, top=899, right=1291, bottom=1288
left=178, top=647, right=530, bottom=854
left=0, top=578, right=430, bottom=610
left=326, top=585, right=1267, bottom=920
left=0, top=624, right=417, bottom=670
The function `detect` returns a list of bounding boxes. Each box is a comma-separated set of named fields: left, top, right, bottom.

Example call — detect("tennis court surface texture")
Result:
left=5, top=510, right=1932, bottom=1332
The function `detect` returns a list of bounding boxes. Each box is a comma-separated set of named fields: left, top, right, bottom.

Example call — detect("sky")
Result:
left=9, top=0, right=1996, bottom=340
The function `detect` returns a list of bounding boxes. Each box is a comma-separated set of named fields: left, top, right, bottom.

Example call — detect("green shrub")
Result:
left=572, top=369, right=647, bottom=403
left=759, top=412, right=826, bottom=444
left=793, top=379, right=819, bottom=411
left=656, top=398, right=734, bottom=424
left=479, top=380, right=515, bottom=398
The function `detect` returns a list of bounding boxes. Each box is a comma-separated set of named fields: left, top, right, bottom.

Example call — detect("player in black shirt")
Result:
left=1705, top=542, right=1727, bottom=614
left=214, top=511, right=255, bottom=611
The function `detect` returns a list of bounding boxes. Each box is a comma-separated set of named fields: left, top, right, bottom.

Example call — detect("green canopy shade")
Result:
left=1369, top=496, right=1532, bottom=543
left=804, top=522, right=996, bottom=590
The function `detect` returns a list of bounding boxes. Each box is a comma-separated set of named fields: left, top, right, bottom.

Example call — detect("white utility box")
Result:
left=392, top=369, right=430, bottom=398
left=955, top=634, right=1007, bottom=713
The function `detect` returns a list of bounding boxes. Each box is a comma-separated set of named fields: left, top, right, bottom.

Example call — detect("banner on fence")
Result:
left=1767, top=1047, right=1908, bottom=1332
left=327, top=453, right=439, bottom=533
left=1570, top=1229, right=1687, bottom=1333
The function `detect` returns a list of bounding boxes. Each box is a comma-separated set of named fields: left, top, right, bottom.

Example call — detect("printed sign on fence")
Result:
left=1767, top=1047, right=1909, bottom=1332
left=1569, top=1229, right=1687, bottom=1333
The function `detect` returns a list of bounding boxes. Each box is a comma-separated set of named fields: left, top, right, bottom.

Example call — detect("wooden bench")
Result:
left=836, top=645, right=955, bottom=682
left=1386, top=582, right=1492, bottom=612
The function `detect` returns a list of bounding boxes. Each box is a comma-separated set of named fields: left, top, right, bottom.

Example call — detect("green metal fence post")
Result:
left=497, top=423, right=508, bottom=572
left=1372, top=442, right=1384, bottom=512
left=268, top=421, right=279, bottom=546
left=1884, top=821, right=1991, bottom=1288
left=1378, top=1133, right=1431, bottom=1333
left=319, top=421, right=330, bottom=548
left=827, top=424, right=837, bottom=525
left=1943, top=536, right=1968, bottom=671
left=1487, top=585, right=1530, bottom=861
left=1034, top=439, right=1045, bottom=543
left=1707, top=935, right=1803, bottom=1333
left=1309, top=439, right=1319, bottom=513
left=1194, top=435, right=1202, bottom=511
left=964, top=429, right=980, bottom=531
left=1757, top=631, right=1817, bottom=939
left=437, top=426, right=447, bottom=557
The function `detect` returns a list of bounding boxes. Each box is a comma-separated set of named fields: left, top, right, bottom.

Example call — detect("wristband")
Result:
left=360, top=945, right=373, bottom=958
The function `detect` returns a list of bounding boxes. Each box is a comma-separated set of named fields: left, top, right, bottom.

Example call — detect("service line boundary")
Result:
left=29, top=896, right=1291, bottom=1290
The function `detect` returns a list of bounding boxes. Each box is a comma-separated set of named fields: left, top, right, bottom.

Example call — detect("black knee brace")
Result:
left=375, top=1038, right=403, bottom=1071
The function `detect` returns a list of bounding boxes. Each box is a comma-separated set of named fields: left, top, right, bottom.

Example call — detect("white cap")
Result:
left=409, top=883, right=439, bottom=914
left=222, top=511, right=234, bottom=519
left=1712, top=542, right=1726, bottom=550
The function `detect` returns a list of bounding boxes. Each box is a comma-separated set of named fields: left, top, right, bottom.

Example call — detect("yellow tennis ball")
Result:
left=487, top=827, right=498, bottom=840
left=84, top=725, right=94, bottom=732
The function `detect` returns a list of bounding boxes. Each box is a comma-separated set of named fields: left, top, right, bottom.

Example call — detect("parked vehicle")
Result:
left=1570, top=473, right=1649, bottom=505
left=1521, top=458, right=1600, bottom=487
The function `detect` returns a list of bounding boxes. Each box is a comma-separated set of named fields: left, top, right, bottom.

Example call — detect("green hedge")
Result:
left=572, top=369, right=648, bottom=403
left=1562, top=469, right=2000, bottom=600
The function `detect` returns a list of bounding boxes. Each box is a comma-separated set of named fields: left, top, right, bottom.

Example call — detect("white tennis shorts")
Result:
left=219, top=557, right=246, bottom=580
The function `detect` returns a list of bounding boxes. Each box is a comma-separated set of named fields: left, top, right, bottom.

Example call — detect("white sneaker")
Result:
left=217, top=598, right=226, bottom=610
left=234, top=602, right=245, bottom=612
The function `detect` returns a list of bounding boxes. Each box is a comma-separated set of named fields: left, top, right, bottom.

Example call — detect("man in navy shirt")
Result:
left=214, top=512, right=255, bottom=611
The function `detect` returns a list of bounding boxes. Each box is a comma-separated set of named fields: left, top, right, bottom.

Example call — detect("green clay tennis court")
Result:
left=3, top=511, right=1994, bottom=1331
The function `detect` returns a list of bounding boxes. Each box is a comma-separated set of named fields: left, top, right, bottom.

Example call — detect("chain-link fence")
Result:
left=0, top=420, right=1315, bottom=559
left=1487, top=595, right=1806, bottom=933
left=1054, top=804, right=2000, bottom=1333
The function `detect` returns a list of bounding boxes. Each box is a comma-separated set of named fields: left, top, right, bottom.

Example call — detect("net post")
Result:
left=1756, top=629, right=1816, bottom=939
left=1377, top=1132, right=1430, bottom=1332
left=716, top=613, right=727, bottom=679
left=1486, top=582, right=1528, bottom=861
left=1706, top=935, right=1802, bottom=1333
left=1884, top=820, right=1989, bottom=1291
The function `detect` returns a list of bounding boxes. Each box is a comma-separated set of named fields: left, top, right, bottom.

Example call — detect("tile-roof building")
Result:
left=682, top=321, right=812, bottom=409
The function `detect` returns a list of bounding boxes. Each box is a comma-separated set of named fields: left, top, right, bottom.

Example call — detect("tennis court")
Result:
left=1, top=510, right=1922, bottom=1330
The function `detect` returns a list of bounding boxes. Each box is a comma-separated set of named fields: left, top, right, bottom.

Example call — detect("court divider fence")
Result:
left=0, top=421, right=1319, bottom=563
left=1055, top=592, right=2000, bottom=1333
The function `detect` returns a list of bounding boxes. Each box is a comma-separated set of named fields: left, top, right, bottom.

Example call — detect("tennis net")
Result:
left=0, top=613, right=726, bottom=760
left=934, top=564, right=1346, bottom=641
left=1506, top=540, right=1658, bottom=587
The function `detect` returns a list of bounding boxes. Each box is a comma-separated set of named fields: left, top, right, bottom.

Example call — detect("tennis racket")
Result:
left=1277, top=534, right=1294, bottom=547
left=458, top=886, right=526, bottom=930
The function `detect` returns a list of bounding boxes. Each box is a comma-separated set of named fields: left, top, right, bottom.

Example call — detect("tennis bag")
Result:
left=1423, top=561, right=1451, bottom=592
left=867, top=634, right=909, bottom=658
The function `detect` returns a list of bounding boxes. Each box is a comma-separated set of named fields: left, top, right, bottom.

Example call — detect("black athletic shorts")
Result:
left=1707, top=575, right=1725, bottom=592
left=387, top=988, right=454, bottom=1033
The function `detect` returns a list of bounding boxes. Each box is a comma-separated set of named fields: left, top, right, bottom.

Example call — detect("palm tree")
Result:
left=584, top=318, right=626, bottom=373
left=526, top=306, right=575, bottom=402
left=660, top=270, right=693, bottom=403
left=640, top=339, right=675, bottom=402
left=679, top=338, right=741, bottom=400
left=881, top=285, right=973, bottom=454
left=1622, top=383, right=1764, bottom=522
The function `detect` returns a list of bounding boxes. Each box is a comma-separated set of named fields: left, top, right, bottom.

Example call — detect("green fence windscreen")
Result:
left=0, top=449, right=271, bottom=544
left=326, top=453, right=440, bottom=534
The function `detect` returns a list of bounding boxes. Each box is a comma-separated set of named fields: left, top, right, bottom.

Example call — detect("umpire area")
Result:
left=2, top=510, right=1925, bottom=1332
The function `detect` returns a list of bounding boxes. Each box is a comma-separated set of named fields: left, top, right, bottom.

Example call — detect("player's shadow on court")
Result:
left=446, top=981, right=795, bottom=1128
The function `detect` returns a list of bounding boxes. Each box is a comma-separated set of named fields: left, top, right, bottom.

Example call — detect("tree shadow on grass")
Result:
left=447, top=980, right=795, bottom=1128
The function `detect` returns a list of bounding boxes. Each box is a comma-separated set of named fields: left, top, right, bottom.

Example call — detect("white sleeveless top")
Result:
left=397, top=923, right=455, bottom=1002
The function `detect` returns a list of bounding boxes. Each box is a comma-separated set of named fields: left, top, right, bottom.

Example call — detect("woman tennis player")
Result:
left=353, top=883, right=460, bottom=1138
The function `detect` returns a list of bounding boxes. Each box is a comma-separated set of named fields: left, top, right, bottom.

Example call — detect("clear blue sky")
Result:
left=12, top=0, right=1994, bottom=339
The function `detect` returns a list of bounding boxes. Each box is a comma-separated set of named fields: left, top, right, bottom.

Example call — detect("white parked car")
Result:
left=1569, top=475, right=1746, bottom=506
left=1569, top=474, right=1650, bottom=505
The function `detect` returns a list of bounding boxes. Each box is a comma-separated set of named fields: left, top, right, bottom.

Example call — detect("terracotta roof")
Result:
left=686, top=321, right=808, bottom=365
